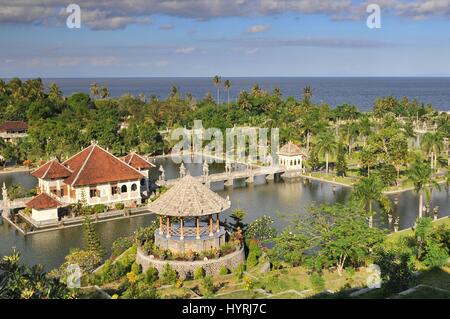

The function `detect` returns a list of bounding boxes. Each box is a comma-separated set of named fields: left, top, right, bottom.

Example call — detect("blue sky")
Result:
left=1, top=0, right=450, bottom=77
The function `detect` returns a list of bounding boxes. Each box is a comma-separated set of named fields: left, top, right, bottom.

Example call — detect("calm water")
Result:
left=1, top=160, right=449, bottom=270
left=40, top=77, right=450, bottom=111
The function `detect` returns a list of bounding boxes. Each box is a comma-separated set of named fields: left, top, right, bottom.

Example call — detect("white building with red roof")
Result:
left=30, top=141, right=155, bottom=211
left=26, top=193, right=62, bottom=224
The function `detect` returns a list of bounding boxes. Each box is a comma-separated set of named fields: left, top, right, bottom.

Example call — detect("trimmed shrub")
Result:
left=234, top=263, right=246, bottom=280
left=115, top=203, right=125, bottom=210
left=201, top=276, right=214, bottom=297
left=160, top=264, right=178, bottom=285
left=144, top=267, right=159, bottom=284
left=131, top=262, right=142, bottom=275
left=194, top=267, right=205, bottom=280
left=92, top=204, right=106, bottom=214
left=219, top=266, right=229, bottom=275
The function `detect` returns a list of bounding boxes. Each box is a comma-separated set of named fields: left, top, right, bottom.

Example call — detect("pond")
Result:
left=0, top=159, right=449, bottom=271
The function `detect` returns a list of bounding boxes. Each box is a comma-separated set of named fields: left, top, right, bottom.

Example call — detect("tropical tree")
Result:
left=213, top=75, right=221, bottom=104
left=421, top=132, right=443, bottom=170
left=315, top=130, right=337, bottom=175
left=351, top=175, right=392, bottom=228
left=302, top=86, right=313, bottom=107
left=406, top=158, right=441, bottom=218
left=0, top=249, right=74, bottom=299
left=223, top=79, right=231, bottom=105
left=48, top=83, right=63, bottom=101
left=100, top=86, right=110, bottom=99
left=90, top=82, right=99, bottom=98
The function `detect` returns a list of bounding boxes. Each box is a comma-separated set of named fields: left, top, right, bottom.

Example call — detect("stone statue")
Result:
left=158, top=165, right=165, bottom=181
left=202, top=160, right=209, bottom=176
left=179, top=163, right=186, bottom=178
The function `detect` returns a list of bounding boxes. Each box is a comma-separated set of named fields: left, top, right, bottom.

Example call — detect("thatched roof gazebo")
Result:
left=147, top=174, right=231, bottom=253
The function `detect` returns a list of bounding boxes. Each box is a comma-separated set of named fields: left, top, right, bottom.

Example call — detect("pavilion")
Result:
left=277, top=141, right=307, bottom=171
left=147, top=174, right=231, bottom=254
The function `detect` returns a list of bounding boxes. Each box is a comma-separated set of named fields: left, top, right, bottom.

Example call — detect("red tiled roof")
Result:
left=26, top=193, right=62, bottom=210
left=0, top=121, right=28, bottom=132
left=31, top=159, right=73, bottom=180
left=63, top=144, right=144, bottom=186
left=123, top=152, right=155, bottom=170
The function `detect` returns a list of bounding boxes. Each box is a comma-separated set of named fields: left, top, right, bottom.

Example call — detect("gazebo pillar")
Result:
left=180, top=217, right=184, bottom=240
left=216, top=213, right=220, bottom=233
left=209, top=215, right=213, bottom=237
left=166, top=216, right=171, bottom=239
left=196, top=217, right=200, bottom=239
left=159, top=215, right=163, bottom=235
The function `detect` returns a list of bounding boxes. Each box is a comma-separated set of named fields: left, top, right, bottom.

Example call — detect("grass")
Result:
left=386, top=216, right=450, bottom=243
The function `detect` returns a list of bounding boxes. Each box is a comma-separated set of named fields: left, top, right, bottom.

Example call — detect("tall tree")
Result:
left=421, top=132, right=443, bottom=170
left=351, top=176, right=392, bottom=228
left=315, top=130, right=337, bottom=175
left=90, top=82, right=99, bottom=98
left=213, top=75, right=221, bottom=104
left=223, top=79, right=231, bottom=105
left=406, top=158, right=441, bottom=218
left=302, top=86, right=313, bottom=107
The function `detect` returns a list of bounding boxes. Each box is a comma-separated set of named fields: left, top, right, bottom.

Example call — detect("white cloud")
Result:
left=175, top=47, right=196, bottom=54
left=160, top=23, right=174, bottom=30
left=0, top=1, right=449, bottom=30
left=247, top=24, right=271, bottom=33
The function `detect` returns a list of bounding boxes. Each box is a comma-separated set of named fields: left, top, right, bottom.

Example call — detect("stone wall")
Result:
left=136, top=246, right=245, bottom=279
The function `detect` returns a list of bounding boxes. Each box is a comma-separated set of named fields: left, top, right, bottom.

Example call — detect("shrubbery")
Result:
left=194, top=267, right=205, bottom=280
left=160, top=264, right=178, bottom=285
left=115, top=203, right=125, bottom=210
left=111, top=236, right=133, bottom=258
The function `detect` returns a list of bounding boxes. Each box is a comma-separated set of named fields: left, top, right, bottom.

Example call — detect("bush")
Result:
left=134, top=222, right=158, bottom=246
left=422, top=241, right=449, bottom=268
left=92, top=204, right=106, bottom=214
left=144, top=267, right=159, bottom=284
left=310, top=273, right=325, bottom=293
left=246, top=239, right=262, bottom=268
left=115, top=203, right=125, bottom=210
left=201, top=276, right=214, bottom=297
left=194, top=267, right=205, bottom=280
left=234, top=263, right=246, bottom=280
left=131, top=262, right=142, bottom=275
left=219, top=266, right=229, bottom=275
left=376, top=248, right=415, bottom=294
left=111, top=237, right=133, bottom=258
left=160, top=264, right=178, bottom=285
left=122, top=281, right=158, bottom=299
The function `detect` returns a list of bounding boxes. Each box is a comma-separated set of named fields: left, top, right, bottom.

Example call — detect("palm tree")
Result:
left=0, top=79, right=6, bottom=95
left=302, top=86, right=313, bottom=106
left=224, top=80, right=231, bottom=105
left=100, top=86, right=109, bottom=99
left=445, top=169, right=450, bottom=194
left=315, top=130, right=337, bottom=175
left=351, top=176, right=392, bottom=228
left=48, top=83, right=62, bottom=101
left=421, top=132, right=443, bottom=170
left=170, top=85, right=179, bottom=100
left=90, top=82, right=99, bottom=98
left=238, top=91, right=252, bottom=112
left=406, top=158, right=441, bottom=218
left=213, top=75, right=221, bottom=104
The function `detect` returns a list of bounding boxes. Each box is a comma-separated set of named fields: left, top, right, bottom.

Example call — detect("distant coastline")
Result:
left=4, top=77, right=447, bottom=112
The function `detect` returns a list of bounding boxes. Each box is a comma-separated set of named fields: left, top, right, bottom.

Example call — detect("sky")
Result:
left=1, top=0, right=450, bottom=77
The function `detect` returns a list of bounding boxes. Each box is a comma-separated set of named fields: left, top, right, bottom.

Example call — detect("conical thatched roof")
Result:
left=148, top=175, right=231, bottom=217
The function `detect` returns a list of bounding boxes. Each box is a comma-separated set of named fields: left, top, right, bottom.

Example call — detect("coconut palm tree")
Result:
left=224, top=80, right=231, bottom=105
left=302, top=86, right=313, bottom=106
left=90, top=82, right=99, bottom=98
left=48, top=83, right=63, bottom=101
left=351, top=176, right=392, bottom=228
left=406, top=158, right=441, bottom=218
left=213, top=75, right=221, bottom=104
left=421, top=132, right=443, bottom=170
left=100, top=86, right=109, bottom=99
left=315, top=130, right=337, bottom=175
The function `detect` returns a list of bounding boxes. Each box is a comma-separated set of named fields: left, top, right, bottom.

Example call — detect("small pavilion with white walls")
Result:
left=147, top=174, right=231, bottom=254
left=277, top=141, right=307, bottom=171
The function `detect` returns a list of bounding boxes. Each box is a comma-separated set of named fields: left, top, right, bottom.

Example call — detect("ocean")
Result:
left=39, top=77, right=450, bottom=112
